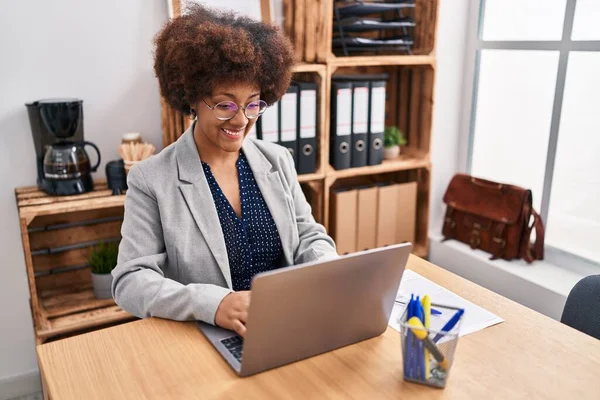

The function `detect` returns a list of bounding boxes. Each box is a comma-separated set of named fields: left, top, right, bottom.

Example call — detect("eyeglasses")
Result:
left=203, top=99, right=268, bottom=121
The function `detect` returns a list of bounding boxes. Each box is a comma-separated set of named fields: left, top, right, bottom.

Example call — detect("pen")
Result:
left=416, top=298, right=426, bottom=380
left=421, top=295, right=431, bottom=380
left=432, top=308, right=465, bottom=343
left=407, top=317, right=449, bottom=370
left=404, top=295, right=415, bottom=378
left=394, top=299, right=441, bottom=315
left=410, top=296, right=418, bottom=378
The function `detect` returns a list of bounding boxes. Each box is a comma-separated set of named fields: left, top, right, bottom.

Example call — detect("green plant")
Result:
left=384, top=126, right=407, bottom=148
left=87, top=241, right=119, bottom=275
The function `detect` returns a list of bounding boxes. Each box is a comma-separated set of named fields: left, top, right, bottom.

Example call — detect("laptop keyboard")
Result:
left=221, top=335, right=244, bottom=362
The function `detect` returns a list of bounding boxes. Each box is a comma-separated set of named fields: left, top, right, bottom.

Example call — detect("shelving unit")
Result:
left=162, top=0, right=438, bottom=258
left=15, top=182, right=135, bottom=344
left=280, top=0, right=439, bottom=259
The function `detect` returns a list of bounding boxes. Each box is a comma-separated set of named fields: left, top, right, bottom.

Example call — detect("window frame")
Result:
left=460, top=0, right=600, bottom=269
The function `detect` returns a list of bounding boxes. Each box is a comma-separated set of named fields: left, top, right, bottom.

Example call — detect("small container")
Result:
left=123, top=160, right=140, bottom=176
left=105, top=159, right=127, bottom=195
left=121, top=132, right=142, bottom=145
left=398, top=303, right=462, bottom=388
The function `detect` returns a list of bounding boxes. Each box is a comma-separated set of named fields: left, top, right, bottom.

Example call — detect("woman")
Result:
left=112, top=5, right=338, bottom=337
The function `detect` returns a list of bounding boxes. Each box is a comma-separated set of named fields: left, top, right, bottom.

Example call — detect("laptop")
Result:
left=197, top=242, right=412, bottom=377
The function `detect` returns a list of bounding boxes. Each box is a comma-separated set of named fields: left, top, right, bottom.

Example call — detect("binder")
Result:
left=368, top=80, right=386, bottom=166
left=356, top=185, right=378, bottom=251
left=280, top=85, right=299, bottom=167
left=396, top=182, right=417, bottom=244
left=376, top=183, right=398, bottom=248
left=257, top=100, right=279, bottom=143
left=351, top=81, right=369, bottom=168
left=331, top=188, right=358, bottom=255
left=247, top=123, right=257, bottom=139
left=330, top=81, right=352, bottom=170
left=297, top=82, right=318, bottom=175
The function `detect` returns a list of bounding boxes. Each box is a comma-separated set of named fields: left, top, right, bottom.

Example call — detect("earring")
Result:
left=188, top=108, right=197, bottom=120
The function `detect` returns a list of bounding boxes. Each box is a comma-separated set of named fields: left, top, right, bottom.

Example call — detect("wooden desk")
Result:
left=37, top=256, right=600, bottom=399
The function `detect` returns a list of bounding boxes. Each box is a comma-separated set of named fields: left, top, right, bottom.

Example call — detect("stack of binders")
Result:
left=256, top=82, right=318, bottom=175
left=330, top=74, right=389, bottom=170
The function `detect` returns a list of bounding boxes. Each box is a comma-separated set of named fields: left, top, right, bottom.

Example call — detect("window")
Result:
left=466, top=0, right=600, bottom=267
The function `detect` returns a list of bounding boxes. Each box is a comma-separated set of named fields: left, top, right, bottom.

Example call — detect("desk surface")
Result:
left=37, top=255, right=600, bottom=399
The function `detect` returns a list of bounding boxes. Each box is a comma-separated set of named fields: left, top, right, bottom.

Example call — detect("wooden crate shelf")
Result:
left=326, top=150, right=430, bottom=180
left=327, top=54, right=435, bottom=68
left=15, top=183, right=135, bottom=343
left=37, top=285, right=135, bottom=340
left=412, top=244, right=428, bottom=259
left=298, top=171, right=325, bottom=183
left=293, top=62, right=327, bottom=73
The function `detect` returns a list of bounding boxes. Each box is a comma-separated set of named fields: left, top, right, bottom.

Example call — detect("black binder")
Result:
left=257, top=100, right=279, bottom=144
left=368, top=80, right=386, bottom=166
left=297, top=82, right=318, bottom=174
left=279, top=85, right=299, bottom=167
left=330, top=81, right=352, bottom=170
left=351, top=81, right=369, bottom=168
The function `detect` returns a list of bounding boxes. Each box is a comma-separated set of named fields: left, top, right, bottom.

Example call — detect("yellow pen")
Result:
left=422, top=295, right=431, bottom=379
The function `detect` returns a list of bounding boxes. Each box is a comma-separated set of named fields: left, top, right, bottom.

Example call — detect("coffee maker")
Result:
left=26, top=99, right=101, bottom=196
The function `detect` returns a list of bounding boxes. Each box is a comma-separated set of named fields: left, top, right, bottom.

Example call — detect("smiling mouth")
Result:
left=221, top=128, right=245, bottom=139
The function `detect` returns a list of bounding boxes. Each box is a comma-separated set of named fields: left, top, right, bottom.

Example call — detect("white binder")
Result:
left=370, top=86, right=386, bottom=133
left=260, top=101, right=279, bottom=143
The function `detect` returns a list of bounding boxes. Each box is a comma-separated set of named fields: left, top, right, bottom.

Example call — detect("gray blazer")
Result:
left=112, top=124, right=338, bottom=325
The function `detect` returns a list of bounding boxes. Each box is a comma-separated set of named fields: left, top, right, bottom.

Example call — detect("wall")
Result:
left=428, top=0, right=470, bottom=233
left=0, top=1, right=167, bottom=397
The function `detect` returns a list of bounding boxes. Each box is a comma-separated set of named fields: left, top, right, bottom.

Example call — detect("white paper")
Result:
left=388, top=270, right=504, bottom=338
left=280, top=92, right=297, bottom=141
left=260, top=102, right=279, bottom=142
left=370, top=86, right=386, bottom=133
left=300, top=90, right=317, bottom=139
left=352, top=86, right=369, bottom=134
left=336, top=88, right=352, bottom=136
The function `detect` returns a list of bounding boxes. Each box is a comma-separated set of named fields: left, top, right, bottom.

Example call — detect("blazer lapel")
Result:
left=242, top=139, right=296, bottom=267
left=176, top=127, right=232, bottom=289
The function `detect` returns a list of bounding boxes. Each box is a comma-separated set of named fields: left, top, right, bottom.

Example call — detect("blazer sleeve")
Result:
left=111, top=165, right=232, bottom=324
left=283, top=150, right=340, bottom=264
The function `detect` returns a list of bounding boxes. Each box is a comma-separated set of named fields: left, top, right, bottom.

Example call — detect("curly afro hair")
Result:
left=153, top=4, right=296, bottom=115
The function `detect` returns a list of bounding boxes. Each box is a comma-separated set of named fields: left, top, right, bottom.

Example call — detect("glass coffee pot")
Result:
left=43, top=140, right=101, bottom=181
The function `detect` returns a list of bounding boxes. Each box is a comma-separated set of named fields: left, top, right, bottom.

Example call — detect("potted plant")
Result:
left=88, top=241, right=119, bottom=299
left=383, top=126, right=407, bottom=160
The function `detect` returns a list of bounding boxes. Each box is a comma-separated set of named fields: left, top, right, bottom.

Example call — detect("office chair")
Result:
left=560, top=275, right=600, bottom=340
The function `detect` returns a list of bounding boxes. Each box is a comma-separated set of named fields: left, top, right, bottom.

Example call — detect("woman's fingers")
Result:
left=233, top=319, right=247, bottom=337
left=238, top=311, right=248, bottom=324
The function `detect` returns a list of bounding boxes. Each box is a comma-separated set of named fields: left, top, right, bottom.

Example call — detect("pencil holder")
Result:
left=398, top=303, right=463, bottom=388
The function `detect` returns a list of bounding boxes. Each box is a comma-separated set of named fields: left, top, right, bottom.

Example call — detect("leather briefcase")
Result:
left=442, top=174, right=544, bottom=263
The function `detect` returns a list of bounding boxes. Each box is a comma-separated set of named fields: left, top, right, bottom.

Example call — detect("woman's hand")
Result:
left=215, top=291, right=251, bottom=337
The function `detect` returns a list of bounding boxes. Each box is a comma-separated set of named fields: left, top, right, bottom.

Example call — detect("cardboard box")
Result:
left=330, top=188, right=358, bottom=255
left=356, top=186, right=378, bottom=251
left=375, top=184, right=398, bottom=248
left=396, top=182, right=417, bottom=244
